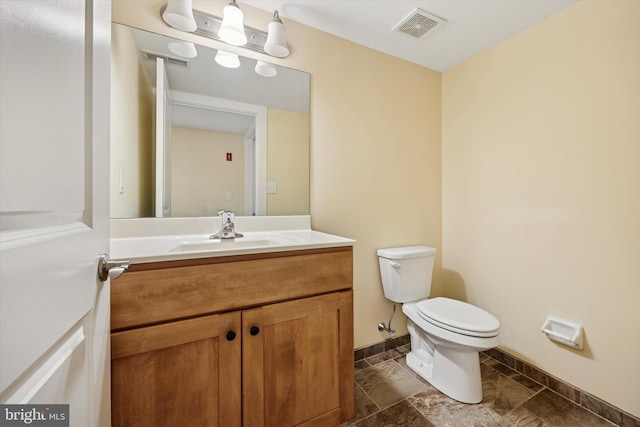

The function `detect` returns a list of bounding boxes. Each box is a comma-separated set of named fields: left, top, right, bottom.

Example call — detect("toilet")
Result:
left=377, top=246, right=500, bottom=404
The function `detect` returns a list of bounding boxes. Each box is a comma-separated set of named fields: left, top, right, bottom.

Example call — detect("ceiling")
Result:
left=241, top=0, right=577, bottom=71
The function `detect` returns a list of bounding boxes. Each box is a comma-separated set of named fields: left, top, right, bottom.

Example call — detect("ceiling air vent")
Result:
left=394, top=8, right=446, bottom=39
left=142, top=51, right=190, bottom=68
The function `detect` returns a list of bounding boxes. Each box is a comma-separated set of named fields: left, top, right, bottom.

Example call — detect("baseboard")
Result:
left=354, top=334, right=410, bottom=362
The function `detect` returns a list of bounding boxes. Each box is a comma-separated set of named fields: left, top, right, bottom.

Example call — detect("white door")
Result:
left=0, top=1, right=111, bottom=426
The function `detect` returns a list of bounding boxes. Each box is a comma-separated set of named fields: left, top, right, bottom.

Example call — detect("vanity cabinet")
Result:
left=110, top=247, right=353, bottom=427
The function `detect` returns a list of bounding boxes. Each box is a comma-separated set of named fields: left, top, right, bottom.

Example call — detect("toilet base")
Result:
left=406, top=319, right=483, bottom=404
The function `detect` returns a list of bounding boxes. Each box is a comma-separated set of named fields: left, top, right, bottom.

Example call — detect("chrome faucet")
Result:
left=210, top=210, right=244, bottom=239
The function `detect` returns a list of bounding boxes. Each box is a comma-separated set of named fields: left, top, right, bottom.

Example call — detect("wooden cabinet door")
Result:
left=243, top=291, right=354, bottom=427
left=111, top=312, right=242, bottom=427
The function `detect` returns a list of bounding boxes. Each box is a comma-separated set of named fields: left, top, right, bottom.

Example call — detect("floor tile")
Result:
left=499, top=406, right=554, bottom=427
left=393, top=355, right=433, bottom=386
left=509, top=374, right=545, bottom=393
left=481, top=360, right=544, bottom=393
left=522, top=389, right=615, bottom=426
left=350, top=344, right=632, bottom=427
left=355, top=400, right=434, bottom=427
left=351, top=383, right=380, bottom=423
left=355, top=360, right=428, bottom=409
left=409, top=387, right=502, bottom=427
left=481, top=364, right=536, bottom=416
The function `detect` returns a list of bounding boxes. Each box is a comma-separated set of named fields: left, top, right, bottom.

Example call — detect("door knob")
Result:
left=250, top=326, right=260, bottom=336
left=98, top=254, right=131, bottom=281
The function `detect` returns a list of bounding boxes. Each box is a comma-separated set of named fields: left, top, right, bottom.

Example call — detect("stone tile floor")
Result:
left=350, top=345, right=617, bottom=426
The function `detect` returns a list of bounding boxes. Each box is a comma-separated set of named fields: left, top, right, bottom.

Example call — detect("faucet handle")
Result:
left=217, top=210, right=235, bottom=224
left=210, top=210, right=242, bottom=239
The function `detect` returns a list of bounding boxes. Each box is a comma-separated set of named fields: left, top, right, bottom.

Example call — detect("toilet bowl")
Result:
left=403, top=297, right=499, bottom=403
left=377, top=246, right=500, bottom=404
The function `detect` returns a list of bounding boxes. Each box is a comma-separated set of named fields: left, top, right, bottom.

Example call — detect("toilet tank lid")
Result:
left=377, top=246, right=437, bottom=259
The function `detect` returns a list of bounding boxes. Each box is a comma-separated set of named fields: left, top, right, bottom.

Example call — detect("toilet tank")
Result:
left=377, top=246, right=437, bottom=303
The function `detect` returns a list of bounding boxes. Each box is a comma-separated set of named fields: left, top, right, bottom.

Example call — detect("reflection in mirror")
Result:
left=110, top=23, right=310, bottom=218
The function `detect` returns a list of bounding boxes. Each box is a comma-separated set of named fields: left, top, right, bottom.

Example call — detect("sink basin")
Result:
left=171, top=233, right=299, bottom=252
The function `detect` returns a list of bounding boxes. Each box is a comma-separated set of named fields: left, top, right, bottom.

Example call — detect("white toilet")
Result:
left=377, top=246, right=500, bottom=404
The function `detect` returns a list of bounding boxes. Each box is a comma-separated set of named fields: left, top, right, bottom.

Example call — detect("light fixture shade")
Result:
left=168, top=41, right=198, bottom=58
left=264, top=11, right=289, bottom=57
left=218, top=1, right=247, bottom=46
left=255, top=60, right=277, bottom=77
left=215, top=50, right=241, bottom=68
left=162, top=0, right=197, bottom=32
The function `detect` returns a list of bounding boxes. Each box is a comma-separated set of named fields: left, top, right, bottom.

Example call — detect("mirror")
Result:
left=110, top=23, right=310, bottom=218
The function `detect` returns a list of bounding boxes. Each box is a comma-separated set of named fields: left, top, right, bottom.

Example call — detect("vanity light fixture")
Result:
left=215, top=50, right=241, bottom=69
left=254, top=60, right=277, bottom=77
left=162, top=0, right=197, bottom=32
left=264, top=10, right=289, bottom=58
left=160, top=2, right=290, bottom=58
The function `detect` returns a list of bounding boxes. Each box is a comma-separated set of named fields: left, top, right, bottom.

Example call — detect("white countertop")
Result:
left=110, top=216, right=354, bottom=264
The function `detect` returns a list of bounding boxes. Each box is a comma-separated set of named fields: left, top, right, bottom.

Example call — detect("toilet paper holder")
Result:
left=540, top=315, right=584, bottom=350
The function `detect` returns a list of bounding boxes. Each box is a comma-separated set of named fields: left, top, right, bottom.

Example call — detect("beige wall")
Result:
left=112, top=0, right=442, bottom=349
left=171, top=126, right=245, bottom=216
left=267, top=108, right=310, bottom=215
left=281, top=9, right=443, bottom=348
left=442, top=0, right=640, bottom=416
left=110, top=23, right=153, bottom=218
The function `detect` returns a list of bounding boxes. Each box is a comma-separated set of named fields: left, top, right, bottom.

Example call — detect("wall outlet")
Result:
left=267, top=182, right=277, bottom=194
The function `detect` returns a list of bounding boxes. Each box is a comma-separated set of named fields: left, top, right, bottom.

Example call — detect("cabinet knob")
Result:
left=250, top=326, right=260, bottom=336
left=226, top=331, right=236, bottom=341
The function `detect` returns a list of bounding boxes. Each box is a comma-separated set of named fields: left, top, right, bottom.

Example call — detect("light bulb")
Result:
left=168, top=41, right=197, bottom=59
left=162, top=0, right=197, bottom=32
left=264, top=10, right=289, bottom=57
left=255, top=60, right=277, bottom=77
left=218, top=1, right=247, bottom=46
left=215, top=50, right=241, bottom=68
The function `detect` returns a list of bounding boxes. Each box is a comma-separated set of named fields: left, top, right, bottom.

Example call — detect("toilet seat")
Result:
left=416, top=297, right=500, bottom=338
